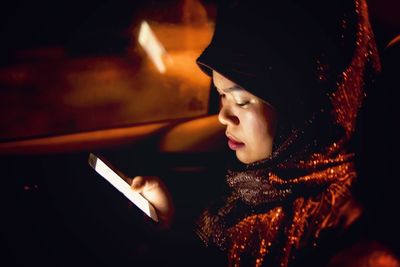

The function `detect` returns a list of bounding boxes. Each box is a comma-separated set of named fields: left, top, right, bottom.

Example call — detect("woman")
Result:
left=131, top=0, right=397, bottom=266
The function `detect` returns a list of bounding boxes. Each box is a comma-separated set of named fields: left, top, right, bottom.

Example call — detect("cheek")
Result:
left=235, top=104, right=276, bottom=163
left=242, top=110, right=270, bottom=141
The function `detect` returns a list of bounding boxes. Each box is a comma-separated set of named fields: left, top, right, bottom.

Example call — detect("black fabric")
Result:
left=197, top=0, right=356, bottom=138
left=194, top=1, right=387, bottom=266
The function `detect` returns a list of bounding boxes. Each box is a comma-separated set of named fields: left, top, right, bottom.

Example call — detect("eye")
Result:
left=236, top=101, right=250, bottom=107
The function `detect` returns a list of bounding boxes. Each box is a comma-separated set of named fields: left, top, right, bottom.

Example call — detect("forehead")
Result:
left=212, top=70, right=242, bottom=92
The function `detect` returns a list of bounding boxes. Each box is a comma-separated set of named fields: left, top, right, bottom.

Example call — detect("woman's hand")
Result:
left=130, top=176, right=175, bottom=229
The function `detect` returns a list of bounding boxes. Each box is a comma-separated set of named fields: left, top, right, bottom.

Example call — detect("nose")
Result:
left=218, top=104, right=239, bottom=126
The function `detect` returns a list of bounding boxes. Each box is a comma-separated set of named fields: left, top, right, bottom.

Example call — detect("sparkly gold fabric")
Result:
left=225, top=154, right=357, bottom=267
left=227, top=208, right=285, bottom=267
left=330, top=0, right=381, bottom=140
left=196, top=0, right=381, bottom=266
left=226, top=0, right=380, bottom=266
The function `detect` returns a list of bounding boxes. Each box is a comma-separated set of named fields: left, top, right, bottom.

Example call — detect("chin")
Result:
left=236, top=152, right=254, bottom=165
left=237, top=150, right=271, bottom=165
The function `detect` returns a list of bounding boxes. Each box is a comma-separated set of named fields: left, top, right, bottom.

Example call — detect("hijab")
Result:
left=195, top=0, right=381, bottom=266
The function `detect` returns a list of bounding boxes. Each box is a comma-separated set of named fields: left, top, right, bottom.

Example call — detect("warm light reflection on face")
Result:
left=213, top=71, right=277, bottom=164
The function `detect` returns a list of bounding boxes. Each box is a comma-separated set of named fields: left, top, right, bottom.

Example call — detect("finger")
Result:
left=130, top=176, right=145, bottom=191
left=142, top=176, right=161, bottom=191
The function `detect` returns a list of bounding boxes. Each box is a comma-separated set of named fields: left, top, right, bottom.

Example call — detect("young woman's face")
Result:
left=213, top=71, right=277, bottom=164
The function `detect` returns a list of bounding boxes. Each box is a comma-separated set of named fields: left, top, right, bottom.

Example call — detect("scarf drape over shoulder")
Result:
left=195, top=0, right=381, bottom=266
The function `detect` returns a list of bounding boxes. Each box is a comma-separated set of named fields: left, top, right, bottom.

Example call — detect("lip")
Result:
left=226, top=133, right=245, bottom=150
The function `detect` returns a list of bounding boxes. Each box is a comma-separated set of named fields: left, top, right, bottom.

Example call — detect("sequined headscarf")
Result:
left=195, top=0, right=381, bottom=266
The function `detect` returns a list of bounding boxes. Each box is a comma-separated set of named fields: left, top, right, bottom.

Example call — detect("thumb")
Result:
left=130, top=176, right=146, bottom=192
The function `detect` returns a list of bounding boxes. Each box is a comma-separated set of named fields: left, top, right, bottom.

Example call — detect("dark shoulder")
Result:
left=328, top=240, right=399, bottom=267
left=293, top=211, right=400, bottom=267
left=325, top=207, right=400, bottom=267
left=325, top=212, right=400, bottom=267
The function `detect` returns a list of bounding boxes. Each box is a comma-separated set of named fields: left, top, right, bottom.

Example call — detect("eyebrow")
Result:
left=215, top=85, right=244, bottom=94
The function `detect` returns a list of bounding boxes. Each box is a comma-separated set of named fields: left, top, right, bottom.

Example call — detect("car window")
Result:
left=0, top=0, right=216, bottom=141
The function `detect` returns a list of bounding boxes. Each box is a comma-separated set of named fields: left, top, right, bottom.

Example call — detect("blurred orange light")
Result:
left=138, top=21, right=167, bottom=73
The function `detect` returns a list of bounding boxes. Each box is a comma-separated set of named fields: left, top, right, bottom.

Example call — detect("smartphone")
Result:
left=88, top=153, right=158, bottom=222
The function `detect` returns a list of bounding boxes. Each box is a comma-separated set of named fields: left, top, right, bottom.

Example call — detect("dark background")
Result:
left=0, top=1, right=136, bottom=64
left=0, top=0, right=399, bottom=61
